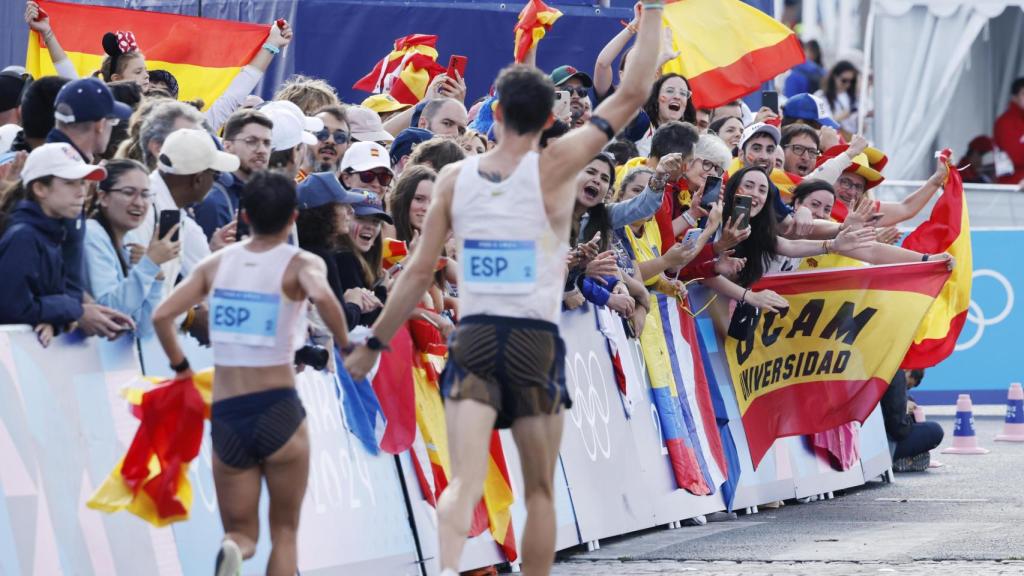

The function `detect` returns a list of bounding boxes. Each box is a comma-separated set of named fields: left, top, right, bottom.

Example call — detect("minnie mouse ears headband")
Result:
left=102, top=31, right=139, bottom=78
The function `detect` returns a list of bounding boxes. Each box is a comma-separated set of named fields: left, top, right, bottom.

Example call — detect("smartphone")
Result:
left=158, top=209, right=180, bottom=242
left=761, top=90, right=779, bottom=114
left=700, top=175, right=722, bottom=209
left=447, top=55, right=468, bottom=79
left=681, top=228, right=702, bottom=250
left=553, top=90, right=571, bottom=121
left=732, top=195, right=753, bottom=229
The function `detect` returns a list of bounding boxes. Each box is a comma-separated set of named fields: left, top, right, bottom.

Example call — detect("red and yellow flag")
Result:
left=661, top=0, right=804, bottom=108
left=353, top=34, right=446, bottom=105
left=724, top=262, right=951, bottom=467
left=513, top=0, right=563, bottom=63
left=88, top=371, right=213, bottom=526
left=900, top=150, right=972, bottom=369
left=25, top=0, right=267, bottom=108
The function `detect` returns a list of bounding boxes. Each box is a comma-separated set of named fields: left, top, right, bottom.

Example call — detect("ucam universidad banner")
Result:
left=724, top=261, right=951, bottom=468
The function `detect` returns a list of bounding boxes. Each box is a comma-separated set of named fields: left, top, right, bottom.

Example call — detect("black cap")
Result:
left=0, top=71, right=29, bottom=113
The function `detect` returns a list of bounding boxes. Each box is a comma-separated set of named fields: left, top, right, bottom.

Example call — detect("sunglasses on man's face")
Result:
left=356, top=169, right=393, bottom=187
left=316, top=129, right=350, bottom=145
left=565, top=86, right=589, bottom=98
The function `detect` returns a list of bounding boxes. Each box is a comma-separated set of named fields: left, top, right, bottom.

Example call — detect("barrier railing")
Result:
left=0, top=294, right=894, bottom=574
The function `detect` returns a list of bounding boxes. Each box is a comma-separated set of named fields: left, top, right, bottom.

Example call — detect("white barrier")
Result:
left=0, top=298, right=893, bottom=573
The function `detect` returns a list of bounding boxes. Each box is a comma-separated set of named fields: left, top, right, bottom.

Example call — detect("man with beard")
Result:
left=301, top=105, right=350, bottom=178
left=194, top=110, right=273, bottom=240
left=550, top=65, right=592, bottom=125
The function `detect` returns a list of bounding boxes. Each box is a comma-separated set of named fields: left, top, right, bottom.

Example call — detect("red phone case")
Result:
left=447, top=55, right=467, bottom=79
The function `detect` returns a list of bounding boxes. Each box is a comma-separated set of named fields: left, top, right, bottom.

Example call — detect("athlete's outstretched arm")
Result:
left=542, top=1, right=662, bottom=187
left=298, top=254, right=351, bottom=349
left=152, top=258, right=214, bottom=375
left=344, top=163, right=456, bottom=379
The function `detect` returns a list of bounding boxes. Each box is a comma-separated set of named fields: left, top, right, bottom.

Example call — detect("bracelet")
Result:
left=822, top=240, right=831, bottom=255
left=740, top=289, right=749, bottom=306
left=170, top=357, right=190, bottom=373
left=588, top=115, right=616, bottom=142
left=262, top=43, right=281, bottom=55
left=682, top=211, right=698, bottom=228
left=921, top=253, right=930, bottom=262
left=649, top=172, right=670, bottom=193
left=43, top=30, right=56, bottom=42
left=180, top=307, right=196, bottom=332
left=642, top=3, right=665, bottom=10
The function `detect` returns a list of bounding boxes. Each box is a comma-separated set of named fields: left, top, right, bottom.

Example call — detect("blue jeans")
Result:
left=893, top=421, right=944, bottom=460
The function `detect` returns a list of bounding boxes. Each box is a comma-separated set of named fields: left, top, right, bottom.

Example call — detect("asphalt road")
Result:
left=551, top=413, right=1024, bottom=576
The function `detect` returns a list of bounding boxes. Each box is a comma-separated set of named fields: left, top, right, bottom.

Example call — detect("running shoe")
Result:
left=892, top=452, right=930, bottom=473
left=215, top=539, right=242, bottom=576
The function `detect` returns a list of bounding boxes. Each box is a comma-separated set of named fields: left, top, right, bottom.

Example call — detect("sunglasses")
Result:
left=356, top=169, right=393, bottom=187
left=565, top=86, right=589, bottom=97
left=316, top=129, right=350, bottom=145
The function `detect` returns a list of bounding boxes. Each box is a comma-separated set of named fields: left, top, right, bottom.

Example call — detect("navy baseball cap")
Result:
left=390, top=127, right=433, bottom=165
left=782, top=93, right=840, bottom=129
left=297, top=172, right=365, bottom=209
left=53, top=78, right=132, bottom=124
left=350, top=189, right=394, bottom=224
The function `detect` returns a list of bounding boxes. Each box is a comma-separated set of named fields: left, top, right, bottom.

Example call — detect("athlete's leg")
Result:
left=262, top=422, right=311, bottom=576
left=510, top=412, right=564, bottom=576
left=212, top=455, right=263, bottom=559
left=438, top=398, right=498, bottom=571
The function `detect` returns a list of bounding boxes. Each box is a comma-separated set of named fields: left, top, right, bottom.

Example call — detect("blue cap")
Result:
left=350, top=189, right=394, bottom=224
left=781, top=93, right=839, bottom=129
left=409, top=100, right=429, bottom=132
left=297, top=172, right=365, bottom=210
left=390, top=127, right=433, bottom=166
left=54, top=78, right=132, bottom=124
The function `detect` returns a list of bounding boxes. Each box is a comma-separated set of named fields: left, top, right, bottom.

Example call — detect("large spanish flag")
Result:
left=724, top=262, right=951, bottom=467
left=661, top=0, right=804, bottom=108
left=25, top=0, right=267, bottom=107
left=900, top=150, right=972, bottom=369
left=353, top=34, right=446, bottom=105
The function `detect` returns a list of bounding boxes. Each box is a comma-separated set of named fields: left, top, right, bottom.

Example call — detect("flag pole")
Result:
left=858, top=0, right=876, bottom=137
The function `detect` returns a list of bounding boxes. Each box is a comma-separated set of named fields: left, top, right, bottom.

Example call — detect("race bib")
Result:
left=210, top=288, right=280, bottom=346
left=462, top=239, right=536, bottom=294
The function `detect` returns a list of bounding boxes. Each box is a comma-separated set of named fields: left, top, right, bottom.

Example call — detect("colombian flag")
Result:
left=88, top=371, right=213, bottom=526
left=725, top=262, right=951, bottom=467
left=353, top=34, right=446, bottom=105
left=900, top=150, right=972, bottom=369
left=25, top=1, right=268, bottom=108
left=661, top=0, right=804, bottom=108
left=513, top=0, right=563, bottom=63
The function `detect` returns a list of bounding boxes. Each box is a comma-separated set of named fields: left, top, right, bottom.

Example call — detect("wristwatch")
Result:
left=170, top=357, right=190, bottom=373
left=366, top=335, right=390, bottom=352
left=649, top=172, right=670, bottom=192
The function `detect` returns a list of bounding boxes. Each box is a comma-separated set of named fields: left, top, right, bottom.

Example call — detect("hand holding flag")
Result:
left=353, top=34, right=446, bottom=105
left=513, top=0, right=563, bottom=63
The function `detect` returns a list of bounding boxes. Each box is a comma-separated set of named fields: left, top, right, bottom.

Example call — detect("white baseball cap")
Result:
left=265, top=107, right=317, bottom=151
left=340, top=141, right=393, bottom=174
left=261, top=100, right=324, bottom=133
left=158, top=128, right=240, bottom=175
left=740, top=122, right=781, bottom=150
left=20, top=142, right=106, bottom=183
left=0, top=123, right=22, bottom=154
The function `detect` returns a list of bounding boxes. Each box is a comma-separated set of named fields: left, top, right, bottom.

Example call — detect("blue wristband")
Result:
left=262, top=43, right=280, bottom=55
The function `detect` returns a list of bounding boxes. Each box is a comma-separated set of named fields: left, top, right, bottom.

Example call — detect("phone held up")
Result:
left=731, top=195, right=753, bottom=230
left=447, top=55, right=468, bottom=80
left=158, top=209, right=180, bottom=242
left=761, top=90, right=779, bottom=115
left=700, top=175, right=723, bottom=210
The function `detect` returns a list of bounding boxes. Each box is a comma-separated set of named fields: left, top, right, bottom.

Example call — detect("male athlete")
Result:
left=343, top=3, right=665, bottom=574
left=152, top=172, right=351, bottom=576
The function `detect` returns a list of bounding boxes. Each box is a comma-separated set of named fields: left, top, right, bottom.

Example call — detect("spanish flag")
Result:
left=88, top=371, right=213, bottom=526
left=353, top=34, right=446, bottom=105
left=513, top=0, right=563, bottom=63
left=25, top=1, right=268, bottom=108
left=661, top=0, right=804, bottom=108
left=725, top=262, right=951, bottom=467
left=900, top=150, right=972, bottom=369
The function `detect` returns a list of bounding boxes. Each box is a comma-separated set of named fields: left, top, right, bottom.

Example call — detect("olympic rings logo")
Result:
left=956, top=269, right=1014, bottom=352
left=565, top=351, right=612, bottom=461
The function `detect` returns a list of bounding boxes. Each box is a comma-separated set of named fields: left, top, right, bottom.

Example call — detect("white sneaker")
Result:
left=215, top=539, right=243, bottom=576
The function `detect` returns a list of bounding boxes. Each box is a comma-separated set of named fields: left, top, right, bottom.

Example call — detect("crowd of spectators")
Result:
left=0, top=1, right=971, bottom=473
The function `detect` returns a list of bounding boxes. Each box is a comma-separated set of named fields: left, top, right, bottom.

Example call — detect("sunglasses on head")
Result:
left=316, top=129, right=350, bottom=145
left=356, top=169, right=393, bottom=187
